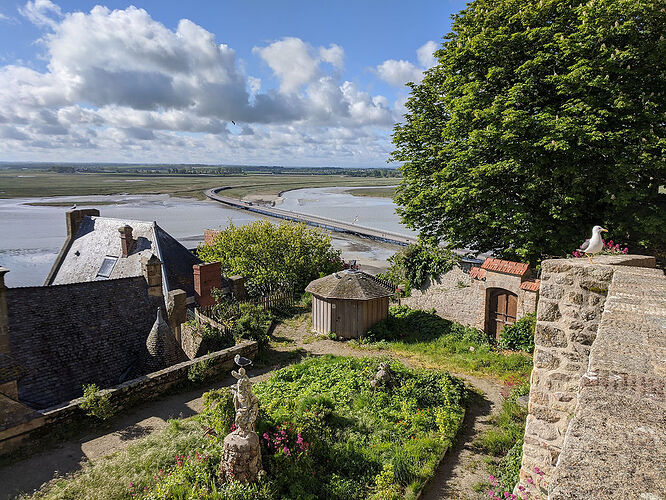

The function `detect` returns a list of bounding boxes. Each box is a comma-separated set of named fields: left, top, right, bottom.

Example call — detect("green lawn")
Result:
left=351, top=306, right=533, bottom=381
left=0, top=170, right=397, bottom=200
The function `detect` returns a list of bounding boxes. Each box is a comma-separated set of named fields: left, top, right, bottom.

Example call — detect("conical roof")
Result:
left=145, top=308, right=180, bottom=372
left=305, top=270, right=394, bottom=300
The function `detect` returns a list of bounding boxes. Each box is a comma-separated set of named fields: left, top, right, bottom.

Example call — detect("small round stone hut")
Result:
left=305, top=269, right=394, bottom=339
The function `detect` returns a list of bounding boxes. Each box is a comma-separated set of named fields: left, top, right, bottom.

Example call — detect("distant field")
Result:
left=344, top=186, right=396, bottom=198
left=0, top=170, right=397, bottom=200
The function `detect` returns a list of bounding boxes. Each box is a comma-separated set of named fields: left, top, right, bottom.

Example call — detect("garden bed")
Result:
left=29, top=356, right=467, bottom=500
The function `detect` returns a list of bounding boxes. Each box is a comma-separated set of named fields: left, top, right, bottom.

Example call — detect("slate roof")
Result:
left=47, top=216, right=202, bottom=297
left=7, top=277, right=164, bottom=410
left=0, top=353, right=24, bottom=385
left=481, top=258, right=530, bottom=277
left=305, top=270, right=394, bottom=300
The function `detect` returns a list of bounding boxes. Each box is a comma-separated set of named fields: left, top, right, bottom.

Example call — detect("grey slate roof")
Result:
left=305, top=270, right=394, bottom=300
left=7, top=277, right=164, bottom=409
left=48, top=216, right=201, bottom=297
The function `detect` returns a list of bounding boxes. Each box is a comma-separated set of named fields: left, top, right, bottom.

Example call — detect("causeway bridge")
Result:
left=204, top=187, right=416, bottom=246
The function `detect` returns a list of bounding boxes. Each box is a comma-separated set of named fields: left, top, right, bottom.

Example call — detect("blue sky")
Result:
left=0, top=0, right=467, bottom=166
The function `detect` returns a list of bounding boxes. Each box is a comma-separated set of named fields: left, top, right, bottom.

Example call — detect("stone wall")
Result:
left=0, top=340, right=258, bottom=457
left=403, top=265, right=487, bottom=329
left=518, top=254, right=661, bottom=497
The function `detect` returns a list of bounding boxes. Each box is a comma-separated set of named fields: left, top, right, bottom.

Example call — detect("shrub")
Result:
left=231, top=302, right=272, bottom=349
left=187, top=357, right=217, bottom=384
left=379, top=241, right=458, bottom=291
left=196, top=220, right=343, bottom=296
left=199, top=388, right=235, bottom=437
left=499, top=313, right=536, bottom=353
left=185, top=319, right=235, bottom=354
left=80, top=383, right=116, bottom=421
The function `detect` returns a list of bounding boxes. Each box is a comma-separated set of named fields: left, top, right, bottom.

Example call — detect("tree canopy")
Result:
left=197, top=220, right=343, bottom=296
left=392, top=0, right=665, bottom=262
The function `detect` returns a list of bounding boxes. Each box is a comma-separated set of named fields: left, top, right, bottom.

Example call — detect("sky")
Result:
left=0, top=0, right=467, bottom=167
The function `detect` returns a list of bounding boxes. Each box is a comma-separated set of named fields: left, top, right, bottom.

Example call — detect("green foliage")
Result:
left=231, top=302, right=272, bottom=349
left=358, top=306, right=533, bottom=380
left=196, top=221, right=343, bottom=296
left=476, top=376, right=530, bottom=492
left=199, top=388, right=236, bottom=437
left=379, top=241, right=457, bottom=291
left=79, top=384, right=116, bottom=421
left=499, top=313, right=536, bottom=353
left=187, top=357, right=217, bottom=384
left=392, top=0, right=666, bottom=262
left=185, top=319, right=235, bottom=353
left=199, top=356, right=467, bottom=499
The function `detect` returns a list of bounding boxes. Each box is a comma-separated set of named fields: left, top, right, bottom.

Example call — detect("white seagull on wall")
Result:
left=579, top=225, right=608, bottom=263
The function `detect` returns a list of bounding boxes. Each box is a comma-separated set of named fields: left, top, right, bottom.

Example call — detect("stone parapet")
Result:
left=518, top=255, right=663, bottom=498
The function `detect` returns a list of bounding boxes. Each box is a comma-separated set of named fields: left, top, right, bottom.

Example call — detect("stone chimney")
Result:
left=141, top=254, right=163, bottom=297
left=167, top=289, right=187, bottom=345
left=119, top=225, right=135, bottom=257
left=66, top=208, right=100, bottom=239
left=193, top=262, right=222, bottom=308
left=228, top=275, right=247, bottom=301
left=145, top=308, right=181, bottom=372
left=0, top=268, right=23, bottom=400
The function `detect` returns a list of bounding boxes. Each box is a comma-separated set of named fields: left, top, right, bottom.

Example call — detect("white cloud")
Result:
left=0, top=2, right=401, bottom=165
left=417, top=40, right=438, bottom=68
left=376, top=40, right=438, bottom=87
left=19, top=0, right=62, bottom=28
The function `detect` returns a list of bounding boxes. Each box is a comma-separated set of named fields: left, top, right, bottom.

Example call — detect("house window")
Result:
left=97, top=256, right=118, bottom=278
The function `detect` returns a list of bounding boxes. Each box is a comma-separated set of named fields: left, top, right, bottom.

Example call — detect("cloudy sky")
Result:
left=0, top=0, right=465, bottom=166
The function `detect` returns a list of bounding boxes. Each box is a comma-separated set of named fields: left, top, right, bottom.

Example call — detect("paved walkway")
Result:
left=0, top=316, right=504, bottom=499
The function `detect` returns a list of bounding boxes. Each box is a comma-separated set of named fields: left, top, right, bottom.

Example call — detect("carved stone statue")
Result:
left=219, top=362, right=263, bottom=483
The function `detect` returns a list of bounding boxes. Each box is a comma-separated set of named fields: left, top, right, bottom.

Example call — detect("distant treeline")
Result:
left=0, top=163, right=400, bottom=177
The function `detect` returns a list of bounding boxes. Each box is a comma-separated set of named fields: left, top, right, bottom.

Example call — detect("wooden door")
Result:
left=488, top=289, right=518, bottom=339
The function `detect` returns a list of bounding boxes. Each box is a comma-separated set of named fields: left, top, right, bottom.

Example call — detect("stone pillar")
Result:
left=141, top=254, right=163, bottom=297
left=167, top=289, right=187, bottom=345
left=518, top=255, right=656, bottom=493
left=193, top=262, right=221, bottom=308
left=65, top=208, right=100, bottom=239
left=0, top=268, right=21, bottom=400
left=228, top=275, right=247, bottom=301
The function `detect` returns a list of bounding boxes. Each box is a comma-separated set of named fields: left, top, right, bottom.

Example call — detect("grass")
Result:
left=343, top=186, right=396, bottom=198
left=28, top=356, right=468, bottom=500
left=0, top=169, right=397, bottom=200
left=351, top=306, right=533, bottom=381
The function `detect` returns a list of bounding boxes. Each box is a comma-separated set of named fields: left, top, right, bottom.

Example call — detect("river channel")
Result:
left=0, top=187, right=411, bottom=287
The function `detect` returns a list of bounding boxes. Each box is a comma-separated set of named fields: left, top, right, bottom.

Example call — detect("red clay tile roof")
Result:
left=481, top=258, right=530, bottom=277
left=520, top=279, right=541, bottom=292
left=470, top=267, right=487, bottom=280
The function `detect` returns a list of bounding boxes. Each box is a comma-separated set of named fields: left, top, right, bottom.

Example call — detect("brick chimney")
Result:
left=193, top=262, right=221, bottom=308
left=66, top=208, right=100, bottom=239
left=141, top=254, right=163, bottom=297
left=119, top=225, right=135, bottom=257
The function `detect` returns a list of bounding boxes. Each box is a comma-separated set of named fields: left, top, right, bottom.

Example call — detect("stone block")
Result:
left=538, top=300, right=562, bottom=322
left=534, top=350, right=561, bottom=370
left=540, top=283, right=564, bottom=300
left=535, top=323, right=567, bottom=348
left=525, top=417, right=559, bottom=442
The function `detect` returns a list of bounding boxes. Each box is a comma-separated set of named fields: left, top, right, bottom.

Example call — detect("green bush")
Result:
left=79, top=383, right=116, bottom=421
left=499, top=313, right=536, bottom=353
left=379, top=241, right=458, bottom=291
left=187, top=357, right=217, bottom=384
left=197, top=220, right=343, bottom=296
left=231, top=302, right=272, bottom=349
left=199, top=388, right=236, bottom=437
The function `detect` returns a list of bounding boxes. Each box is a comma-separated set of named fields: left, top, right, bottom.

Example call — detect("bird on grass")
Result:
left=579, top=225, right=608, bottom=263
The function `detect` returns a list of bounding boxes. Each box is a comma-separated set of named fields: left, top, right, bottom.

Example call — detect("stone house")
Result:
left=403, top=257, right=540, bottom=337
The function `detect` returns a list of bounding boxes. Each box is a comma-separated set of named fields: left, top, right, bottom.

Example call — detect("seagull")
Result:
left=579, top=225, right=608, bottom=263
left=234, top=354, right=253, bottom=367
left=71, top=203, right=77, bottom=210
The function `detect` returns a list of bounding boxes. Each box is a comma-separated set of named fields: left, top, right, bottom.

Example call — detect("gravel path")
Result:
left=0, top=314, right=504, bottom=499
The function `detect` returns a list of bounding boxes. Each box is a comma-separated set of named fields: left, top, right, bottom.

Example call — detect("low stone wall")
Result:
left=518, top=255, right=664, bottom=498
left=0, top=340, right=258, bottom=457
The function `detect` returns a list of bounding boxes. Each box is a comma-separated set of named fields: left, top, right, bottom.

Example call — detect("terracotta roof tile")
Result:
left=470, top=267, right=487, bottom=280
left=520, top=279, right=541, bottom=292
left=481, top=258, right=530, bottom=277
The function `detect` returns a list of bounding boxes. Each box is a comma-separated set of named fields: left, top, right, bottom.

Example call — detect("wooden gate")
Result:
left=487, top=288, right=518, bottom=339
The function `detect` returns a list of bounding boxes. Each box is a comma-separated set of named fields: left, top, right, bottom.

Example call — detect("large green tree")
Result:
left=197, top=220, right=343, bottom=296
left=392, top=0, right=665, bottom=262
